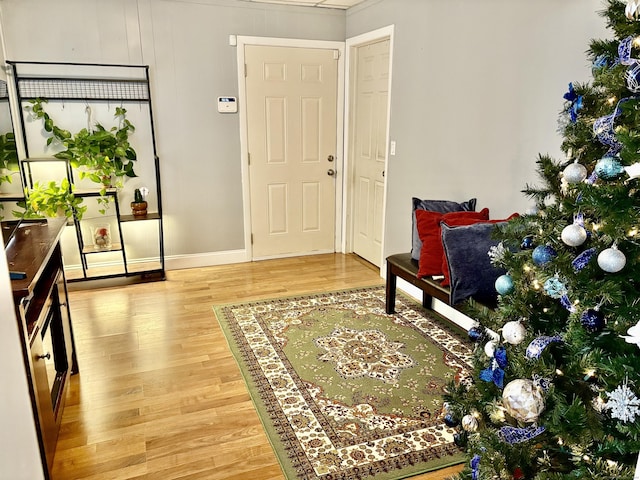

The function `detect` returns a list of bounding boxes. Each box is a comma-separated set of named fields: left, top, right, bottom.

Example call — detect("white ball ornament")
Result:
left=502, top=321, right=526, bottom=345
left=597, top=245, right=626, bottom=273
left=461, top=414, right=479, bottom=432
left=561, top=224, right=587, bottom=247
left=562, top=162, right=588, bottom=184
left=502, top=379, right=545, bottom=423
left=484, top=340, right=498, bottom=358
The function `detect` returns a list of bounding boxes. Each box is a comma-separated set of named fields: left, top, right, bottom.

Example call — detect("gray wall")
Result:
left=347, top=0, right=608, bottom=258
left=0, top=0, right=346, bottom=263
left=0, top=0, right=609, bottom=265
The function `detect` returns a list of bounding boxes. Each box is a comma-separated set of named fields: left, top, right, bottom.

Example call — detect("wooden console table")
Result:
left=5, top=217, right=78, bottom=479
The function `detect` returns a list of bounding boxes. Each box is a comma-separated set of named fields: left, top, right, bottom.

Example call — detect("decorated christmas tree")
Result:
left=444, top=1, right=640, bottom=478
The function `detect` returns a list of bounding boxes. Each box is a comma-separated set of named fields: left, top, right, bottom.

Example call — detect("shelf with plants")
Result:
left=6, top=61, right=165, bottom=282
left=0, top=80, right=23, bottom=220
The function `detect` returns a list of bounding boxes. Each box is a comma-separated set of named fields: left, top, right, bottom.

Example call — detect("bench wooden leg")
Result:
left=422, top=292, right=433, bottom=310
left=385, top=261, right=397, bottom=314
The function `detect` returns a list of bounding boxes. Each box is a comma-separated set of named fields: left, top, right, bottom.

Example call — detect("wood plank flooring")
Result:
left=52, top=253, right=463, bottom=480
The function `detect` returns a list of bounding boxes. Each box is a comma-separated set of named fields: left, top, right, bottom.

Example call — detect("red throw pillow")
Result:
left=440, top=213, right=519, bottom=286
left=416, top=208, right=489, bottom=278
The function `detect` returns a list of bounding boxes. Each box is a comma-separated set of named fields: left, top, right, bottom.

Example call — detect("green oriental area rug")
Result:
left=213, top=286, right=473, bottom=480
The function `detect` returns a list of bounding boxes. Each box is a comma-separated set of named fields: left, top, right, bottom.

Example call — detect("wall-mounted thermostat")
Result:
left=218, top=96, right=237, bottom=113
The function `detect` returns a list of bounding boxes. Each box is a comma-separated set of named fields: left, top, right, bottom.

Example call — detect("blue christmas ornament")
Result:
left=543, top=277, right=568, bottom=299
left=453, top=432, right=467, bottom=447
left=468, top=326, right=484, bottom=342
left=580, top=309, right=605, bottom=333
left=595, top=156, right=624, bottom=179
left=521, top=236, right=535, bottom=250
left=532, top=245, right=557, bottom=266
left=495, top=274, right=514, bottom=295
left=572, top=247, right=597, bottom=272
left=444, top=413, right=459, bottom=427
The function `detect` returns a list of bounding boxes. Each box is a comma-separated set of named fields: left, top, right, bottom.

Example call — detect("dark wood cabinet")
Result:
left=5, top=217, right=78, bottom=479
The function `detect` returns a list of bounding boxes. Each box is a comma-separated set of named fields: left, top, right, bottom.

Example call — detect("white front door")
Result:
left=350, top=38, right=390, bottom=267
left=245, top=45, right=338, bottom=259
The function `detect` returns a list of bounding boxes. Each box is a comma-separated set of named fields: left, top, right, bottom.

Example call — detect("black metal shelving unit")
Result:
left=6, top=61, right=165, bottom=283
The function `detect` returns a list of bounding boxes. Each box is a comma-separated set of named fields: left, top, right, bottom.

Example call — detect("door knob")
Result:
left=37, top=353, right=51, bottom=360
left=327, top=155, right=334, bottom=162
left=327, top=169, right=335, bottom=176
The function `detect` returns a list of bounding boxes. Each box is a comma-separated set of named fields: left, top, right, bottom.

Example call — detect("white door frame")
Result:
left=342, top=25, right=395, bottom=271
left=236, top=36, right=345, bottom=261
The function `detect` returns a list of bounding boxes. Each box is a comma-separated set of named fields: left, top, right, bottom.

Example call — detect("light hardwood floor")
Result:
left=52, top=253, right=463, bottom=480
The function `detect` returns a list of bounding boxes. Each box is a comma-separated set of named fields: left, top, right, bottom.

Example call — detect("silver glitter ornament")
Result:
left=598, top=245, right=626, bottom=273
left=563, top=162, right=588, bottom=184
left=561, top=223, right=587, bottom=247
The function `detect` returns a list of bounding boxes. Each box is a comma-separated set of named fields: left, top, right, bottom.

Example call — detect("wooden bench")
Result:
left=385, top=252, right=452, bottom=314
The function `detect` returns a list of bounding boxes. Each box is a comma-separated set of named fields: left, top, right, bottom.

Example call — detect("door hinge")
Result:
left=248, top=152, right=251, bottom=165
left=333, top=50, right=340, bottom=60
left=244, top=63, right=247, bottom=77
left=251, top=233, right=254, bottom=245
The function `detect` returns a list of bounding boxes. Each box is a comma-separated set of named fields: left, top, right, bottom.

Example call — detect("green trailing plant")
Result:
left=0, top=130, right=19, bottom=220
left=0, top=131, right=19, bottom=186
left=27, top=98, right=138, bottom=213
left=19, top=178, right=86, bottom=221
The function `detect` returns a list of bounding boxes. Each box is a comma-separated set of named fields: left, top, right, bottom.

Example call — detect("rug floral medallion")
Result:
left=214, top=286, right=473, bottom=480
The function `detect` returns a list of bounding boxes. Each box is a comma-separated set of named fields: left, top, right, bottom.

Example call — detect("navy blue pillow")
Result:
left=411, top=197, right=477, bottom=260
left=441, top=222, right=505, bottom=305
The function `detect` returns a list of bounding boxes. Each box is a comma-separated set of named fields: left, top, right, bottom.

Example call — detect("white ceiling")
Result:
left=242, top=0, right=366, bottom=9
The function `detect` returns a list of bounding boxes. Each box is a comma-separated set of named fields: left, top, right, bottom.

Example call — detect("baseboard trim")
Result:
left=165, top=249, right=248, bottom=270
left=63, top=250, right=249, bottom=275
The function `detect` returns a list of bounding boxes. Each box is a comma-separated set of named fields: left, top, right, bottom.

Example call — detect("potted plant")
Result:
left=20, top=178, right=86, bottom=221
left=130, top=187, right=148, bottom=216
left=27, top=98, right=138, bottom=213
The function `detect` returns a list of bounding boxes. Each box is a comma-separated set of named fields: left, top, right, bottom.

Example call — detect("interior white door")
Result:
left=245, top=45, right=338, bottom=259
left=351, top=38, right=390, bottom=267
